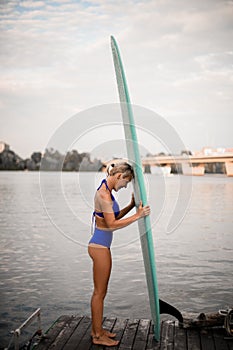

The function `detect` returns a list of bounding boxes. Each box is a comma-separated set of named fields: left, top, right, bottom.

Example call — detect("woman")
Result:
left=88, top=162, right=150, bottom=346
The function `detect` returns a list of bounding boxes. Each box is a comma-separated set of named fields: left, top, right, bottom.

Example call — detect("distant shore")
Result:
left=0, top=142, right=227, bottom=174
left=0, top=142, right=104, bottom=172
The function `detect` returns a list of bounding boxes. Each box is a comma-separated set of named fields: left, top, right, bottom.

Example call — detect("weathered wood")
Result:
left=227, top=337, right=233, bottom=350
left=63, top=316, right=91, bottom=350
left=160, top=321, right=174, bottom=350
left=213, top=328, right=229, bottom=350
left=76, top=323, right=92, bottom=350
left=47, top=316, right=82, bottom=350
left=36, top=315, right=71, bottom=350
left=199, top=328, right=215, bottom=350
left=102, top=317, right=117, bottom=334
left=35, top=315, right=233, bottom=350
left=118, top=319, right=139, bottom=350
left=132, top=319, right=150, bottom=350
left=174, top=322, right=187, bottom=350
left=146, top=322, right=160, bottom=350
left=167, top=321, right=175, bottom=350
left=186, top=328, right=201, bottom=350
left=105, top=318, right=128, bottom=350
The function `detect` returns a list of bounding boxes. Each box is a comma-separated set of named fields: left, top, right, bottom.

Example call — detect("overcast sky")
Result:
left=0, top=0, right=232, bottom=158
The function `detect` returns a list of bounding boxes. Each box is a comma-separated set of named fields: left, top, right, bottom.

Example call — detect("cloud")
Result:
left=0, top=0, right=233, bottom=157
left=195, top=52, right=233, bottom=72
left=20, top=1, right=45, bottom=9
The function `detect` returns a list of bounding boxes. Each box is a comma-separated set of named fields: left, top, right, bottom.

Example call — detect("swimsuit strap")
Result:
left=97, top=179, right=114, bottom=200
left=97, top=178, right=109, bottom=191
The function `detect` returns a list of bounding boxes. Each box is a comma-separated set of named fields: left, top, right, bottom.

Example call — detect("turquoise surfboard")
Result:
left=111, top=36, right=160, bottom=340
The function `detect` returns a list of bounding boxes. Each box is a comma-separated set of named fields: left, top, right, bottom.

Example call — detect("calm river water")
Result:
left=0, top=171, right=232, bottom=347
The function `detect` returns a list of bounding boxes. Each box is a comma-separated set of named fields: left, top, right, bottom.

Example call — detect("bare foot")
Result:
left=103, top=330, right=117, bottom=338
left=92, top=334, right=119, bottom=347
left=91, top=329, right=116, bottom=338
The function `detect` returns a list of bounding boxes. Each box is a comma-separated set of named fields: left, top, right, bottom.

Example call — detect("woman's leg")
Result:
left=89, top=245, right=111, bottom=336
left=88, top=245, right=119, bottom=346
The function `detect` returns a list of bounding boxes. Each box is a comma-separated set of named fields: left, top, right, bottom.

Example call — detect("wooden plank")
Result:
left=47, top=316, right=82, bottom=350
left=160, top=320, right=168, bottom=349
left=118, top=319, right=139, bottom=350
left=36, top=315, right=72, bottom=350
left=160, top=321, right=174, bottom=350
left=226, top=337, right=233, bottom=350
left=63, top=316, right=91, bottom=350
left=104, top=318, right=128, bottom=350
left=76, top=318, right=92, bottom=350
left=90, top=343, right=103, bottom=350
left=199, top=328, right=215, bottom=350
left=102, top=317, right=117, bottom=334
left=146, top=322, right=160, bottom=350
left=132, top=319, right=150, bottom=350
left=213, top=328, right=229, bottom=350
left=174, top=323, right=187, bottom=350
left=186, top=328, right=201, bottom=350
left=167, top=321, right=175, bottom=350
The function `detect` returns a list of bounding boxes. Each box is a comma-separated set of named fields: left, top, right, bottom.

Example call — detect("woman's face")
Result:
left=114, top=173, right=132, bottom=191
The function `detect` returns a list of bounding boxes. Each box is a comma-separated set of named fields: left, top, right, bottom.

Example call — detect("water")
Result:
left=0, top=171, right=232, bottom=347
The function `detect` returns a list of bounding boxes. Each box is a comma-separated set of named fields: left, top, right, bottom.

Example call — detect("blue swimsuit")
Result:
left=89, top=179, right=120, bottom=248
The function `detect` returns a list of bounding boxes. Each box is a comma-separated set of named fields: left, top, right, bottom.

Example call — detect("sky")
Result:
left=0, top=0, right=233, bottom=159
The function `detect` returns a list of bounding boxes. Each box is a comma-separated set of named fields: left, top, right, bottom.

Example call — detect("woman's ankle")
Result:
left=92, top=329, right=104, bottom=338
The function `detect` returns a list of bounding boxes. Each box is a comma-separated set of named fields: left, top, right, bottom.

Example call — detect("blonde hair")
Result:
left=106, top=161, right=134, bottom=179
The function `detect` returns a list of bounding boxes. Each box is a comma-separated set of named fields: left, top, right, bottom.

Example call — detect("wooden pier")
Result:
left=35, top=315, right=233, bottom=350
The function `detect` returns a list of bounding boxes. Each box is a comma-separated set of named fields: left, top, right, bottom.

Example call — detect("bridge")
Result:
left=141, top=153, right=233, bottom=176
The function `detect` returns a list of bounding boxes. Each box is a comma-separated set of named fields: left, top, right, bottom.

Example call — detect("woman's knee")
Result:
left=93, top=288, right=107, bottom=300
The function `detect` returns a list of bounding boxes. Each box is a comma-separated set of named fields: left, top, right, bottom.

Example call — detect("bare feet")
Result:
left=91, top=329, right=116, bottom=338
left=92, top=334, right=119, bottom=346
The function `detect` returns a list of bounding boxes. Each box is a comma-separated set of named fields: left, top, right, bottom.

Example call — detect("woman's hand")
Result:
left=137, top=201, right=150, bottom=218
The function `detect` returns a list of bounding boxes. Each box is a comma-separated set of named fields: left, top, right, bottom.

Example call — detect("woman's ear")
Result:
left=116, top=173, right=122, bottom=180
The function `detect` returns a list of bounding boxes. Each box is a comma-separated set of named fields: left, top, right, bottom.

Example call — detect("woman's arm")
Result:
left=116, top=193, right=135, bottom=219
left=99, top=192, right=150, bottom=231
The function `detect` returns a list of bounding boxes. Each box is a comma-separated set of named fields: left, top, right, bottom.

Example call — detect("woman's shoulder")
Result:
left=95, top=187, right=112, bottom=202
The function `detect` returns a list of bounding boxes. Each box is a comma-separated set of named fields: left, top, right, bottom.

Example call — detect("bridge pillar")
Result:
left=182, top=163, right=205, bottom=176
left=150, top=165, right=171, bottom=175
left=225, top=162, right=233, bottom=176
